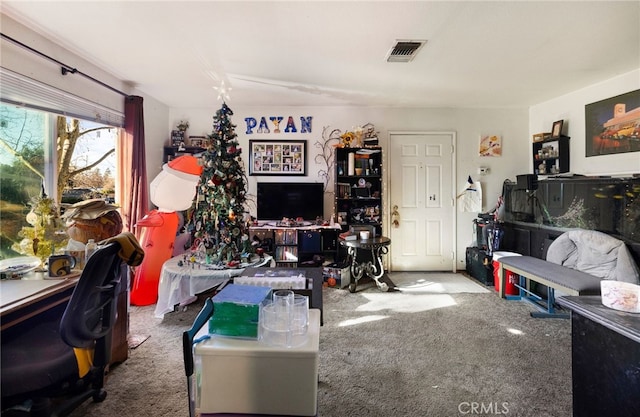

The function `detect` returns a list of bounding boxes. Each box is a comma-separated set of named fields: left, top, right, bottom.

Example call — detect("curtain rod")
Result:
left=1, top=32, right=129, bottom=98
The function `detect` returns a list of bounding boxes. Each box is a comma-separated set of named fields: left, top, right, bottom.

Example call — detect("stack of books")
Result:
left=339, top=231, right=358, bottom=241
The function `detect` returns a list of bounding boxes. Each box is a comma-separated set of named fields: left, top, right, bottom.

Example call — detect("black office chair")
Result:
left=1, top=242, right=124, bottom=417
left=183, top=297, right=214, bottom=417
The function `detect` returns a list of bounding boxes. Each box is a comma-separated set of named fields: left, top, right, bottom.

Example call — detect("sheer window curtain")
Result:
left=117, top=95, right=148, bottom=237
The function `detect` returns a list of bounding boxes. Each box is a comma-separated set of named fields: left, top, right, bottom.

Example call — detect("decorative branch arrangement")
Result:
left=314, top=124, right=379, bottom=191
left=314, top=126, right=341, bottom=191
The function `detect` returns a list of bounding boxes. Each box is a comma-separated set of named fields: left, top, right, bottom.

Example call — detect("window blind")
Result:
left=0, top=66, right=125, bottom=127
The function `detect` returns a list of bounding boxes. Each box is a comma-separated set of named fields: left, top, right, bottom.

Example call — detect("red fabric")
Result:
left=119, top=96, right=149, bottom=238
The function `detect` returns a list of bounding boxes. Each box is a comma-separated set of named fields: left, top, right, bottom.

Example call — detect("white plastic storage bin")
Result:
left=194, top=309, right=320, bottom=416
left=492, top=251, right=522, bottom=296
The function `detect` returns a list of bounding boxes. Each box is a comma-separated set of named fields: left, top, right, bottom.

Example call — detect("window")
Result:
left=0, top=103, right=118, bottom=260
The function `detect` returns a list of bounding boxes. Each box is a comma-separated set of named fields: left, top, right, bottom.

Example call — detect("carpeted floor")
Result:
left=67, top=272, right=572, bottom=417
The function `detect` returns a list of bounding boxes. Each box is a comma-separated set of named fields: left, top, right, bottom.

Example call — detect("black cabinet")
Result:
left=532, top=135, right=570, bottom=175
left=557, top=296, right=640, bottom=417
left=248, top=226, right=339, bottom=267
left=334, top=147, right=383, bottom=237
left=465, top=247, right=493, bottom=285
left=500, top=223, right=532, bottom=256
left=500, top=221, right=563, bottom=259
left=163, top=145, right=206, bottom=163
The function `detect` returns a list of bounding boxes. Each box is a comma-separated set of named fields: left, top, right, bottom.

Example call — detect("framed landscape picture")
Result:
left=585, top=89, right=640, bottom=157
left=249, top=140, right=307, bottom=176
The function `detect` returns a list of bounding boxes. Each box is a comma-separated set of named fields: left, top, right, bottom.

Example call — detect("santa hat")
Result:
left=163, top=155, right=203, bottom=181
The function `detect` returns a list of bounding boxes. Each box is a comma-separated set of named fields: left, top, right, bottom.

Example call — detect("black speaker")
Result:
left=516, top=174, right=538, bottom=191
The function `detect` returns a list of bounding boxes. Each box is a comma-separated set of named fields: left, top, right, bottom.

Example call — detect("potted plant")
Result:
left=177, top=120, right=189, bottom=132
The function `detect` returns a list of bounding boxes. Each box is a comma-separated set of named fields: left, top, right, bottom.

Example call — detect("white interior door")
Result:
left=388, top=132, right=456, bottom=271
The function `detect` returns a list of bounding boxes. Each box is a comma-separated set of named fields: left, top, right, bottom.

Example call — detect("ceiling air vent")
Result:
left=385, top=40, right=427, bottom=63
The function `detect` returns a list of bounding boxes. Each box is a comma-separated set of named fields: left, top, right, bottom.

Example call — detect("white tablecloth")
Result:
left=154, top=255, right=272, bottom=318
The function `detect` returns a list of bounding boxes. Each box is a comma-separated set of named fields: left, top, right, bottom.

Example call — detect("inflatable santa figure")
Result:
left=130, top=155, right=202, bottom=306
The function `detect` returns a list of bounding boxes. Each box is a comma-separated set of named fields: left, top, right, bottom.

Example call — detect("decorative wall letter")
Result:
left=245, top=117, right=257, bottom=134
left=270, top=116, right=283, bottom=133
left=300, top=116, right=312, bottom=133
left=244, top=115, right=313, bottom=134
left=257, top=117, right=270, bottom=133
left=284, top=116, right=297, bottom=133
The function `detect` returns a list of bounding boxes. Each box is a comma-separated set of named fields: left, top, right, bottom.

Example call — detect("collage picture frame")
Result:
left=249, top=140, right=307, bottom=176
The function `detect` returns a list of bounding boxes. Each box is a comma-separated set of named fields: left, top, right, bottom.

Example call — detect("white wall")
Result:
left=168, top=105, right=529, bottom=270
left=529, top=69, right=640, bottom=176
left=142, top=96, right=170, bottom=203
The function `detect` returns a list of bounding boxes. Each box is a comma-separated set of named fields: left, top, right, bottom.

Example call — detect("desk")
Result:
left=154, top=255, right=272, bottom=318
left=557, top=296, right=640, bottom=417
left=1, top=266, right=129, bottom=364
left=340, top=236, right=391, bottom=292
left=1, top=276, right=79, bottom=330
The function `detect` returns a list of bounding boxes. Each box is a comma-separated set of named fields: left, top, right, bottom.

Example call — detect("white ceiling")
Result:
left=2, top=1, right=639, bottom=109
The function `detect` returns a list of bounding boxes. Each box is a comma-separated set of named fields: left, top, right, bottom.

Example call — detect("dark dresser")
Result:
left=557, top=296, right=640, bottom=417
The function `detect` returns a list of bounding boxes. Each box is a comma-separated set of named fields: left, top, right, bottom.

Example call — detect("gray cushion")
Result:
left=546, top=230, right=640, bottom=284
left=500, top=255, right=601, bottom=294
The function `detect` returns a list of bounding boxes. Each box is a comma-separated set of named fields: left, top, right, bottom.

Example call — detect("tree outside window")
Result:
left=0, top=104, right=117, bottom=259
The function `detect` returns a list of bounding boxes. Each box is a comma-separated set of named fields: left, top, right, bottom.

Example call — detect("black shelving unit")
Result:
left=163, top=145, right=206, bottom=163
left=334, top=147, right=383, bottom=238
left=532, top=135, right=570, bottom=175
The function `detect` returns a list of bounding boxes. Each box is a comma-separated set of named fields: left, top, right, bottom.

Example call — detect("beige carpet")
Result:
left=392, top=271, right=491, bottom=293
left=66, top=271, right=571, bottom=417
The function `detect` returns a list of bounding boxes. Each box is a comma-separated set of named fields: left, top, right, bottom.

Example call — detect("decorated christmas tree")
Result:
left=188, top=102, right=251, bottom=264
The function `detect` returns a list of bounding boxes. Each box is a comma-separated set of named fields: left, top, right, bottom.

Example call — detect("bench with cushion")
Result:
left=497, top=229, right=640, bottom=318
left=498, top=256, right=602, bottom=317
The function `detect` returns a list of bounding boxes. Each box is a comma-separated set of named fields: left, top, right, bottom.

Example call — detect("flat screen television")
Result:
left=257, top=182, right=324, bottom=221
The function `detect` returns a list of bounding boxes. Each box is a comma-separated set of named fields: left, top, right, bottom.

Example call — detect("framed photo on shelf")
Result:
left=189, top=136, right=207, bottom=148
left=249, top=140, right=307, bottom=176
left=551, top=120, right=564, bottom=138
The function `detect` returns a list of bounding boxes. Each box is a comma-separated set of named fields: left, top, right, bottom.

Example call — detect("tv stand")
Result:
left=249, top=224, right=341, bottom=267
left=261, top=220, right=317, bottom=228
